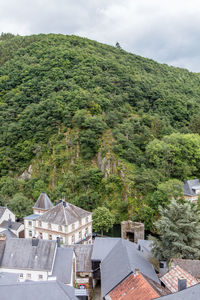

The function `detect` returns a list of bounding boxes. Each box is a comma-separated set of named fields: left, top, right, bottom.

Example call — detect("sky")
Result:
left=1, top=0, right=200, bottom=72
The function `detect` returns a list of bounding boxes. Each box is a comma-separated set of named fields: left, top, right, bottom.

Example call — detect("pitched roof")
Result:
left=183, top=179, right=200, bottom=196
left=170, top=258, right=200, bottom=279
left=1, top=238, right=57, bottom=272
left=37, top=202, right=91, bottom=226
left=101, top=239, right=159, bottom=297
left=52, top=247, right=73, bottom=283
left=160, top=265, right=198, bottom=293
left=91, top=237, right=121, bottom=261
left=107, top=273, right=169, bottom=300
left=0, top=207, right=6, bottom=219
left=73, top=244, right=93, bottom=272
left=33, top=192, right=53, bottom=210
left=0, top=280, right=78, bottom=300
left=0, top=229, right=17, bottom=239
left=0, top=240, right=6, bottom=264
left=0, top=220, right=23, bottom=231
left=24, top=214, right=39, bottom=220
left=157, top=283, right=200, bottom=300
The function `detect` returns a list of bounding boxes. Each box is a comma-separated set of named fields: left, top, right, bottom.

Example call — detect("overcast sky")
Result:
left=1, top=0, right=200, bottom=72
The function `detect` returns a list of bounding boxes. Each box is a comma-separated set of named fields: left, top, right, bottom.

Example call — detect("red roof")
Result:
left=160, top=265, right=198, bottom=293
left=107, top=273, right=169, bottom=300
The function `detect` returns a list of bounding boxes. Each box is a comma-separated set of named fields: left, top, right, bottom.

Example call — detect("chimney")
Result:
left=178, top=277, right=187, bottom=291
left=8, top=219, right=12, bottom=228
left=57, top=237, right=61, bottom=247
left=135, top=268, right=140, bottom=275
left=32, top=237, right=39, bottom=247
left=0, top=234, right=6, bottom=241
left=63, top=201, right=66, bottom=208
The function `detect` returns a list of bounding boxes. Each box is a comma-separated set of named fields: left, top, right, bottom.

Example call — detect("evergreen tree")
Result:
left=151, top=199, right=200, bottom=261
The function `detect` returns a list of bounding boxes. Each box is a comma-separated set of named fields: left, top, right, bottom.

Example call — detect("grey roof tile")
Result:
left=1, top=238, right=56, bottom=272
left=33, top=192, right=53, bottom=210
left=24, top=214, right=39, bottom=220
left=73, top=244, right=93, bottom=272
left=52, top=247, right=73, bottom=283
left=38, top=202, right=91, bottom=226
left=91, top=237, right=121, bottom=261
left=0, top=221, right=23, bottom=231
left=0, top=280, right=78, bottom=300
left=157, top=283, right=200, bottom=300
left=0, top=229, right=17, bottom=239
left=100, top=239, right=159, bottom=297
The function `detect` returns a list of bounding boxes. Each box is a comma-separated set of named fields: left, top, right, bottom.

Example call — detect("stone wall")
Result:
left=121, top=220, right=144, bottom=243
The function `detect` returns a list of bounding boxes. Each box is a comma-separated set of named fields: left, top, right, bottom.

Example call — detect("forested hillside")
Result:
left=1, top=33, right=200, bottom=230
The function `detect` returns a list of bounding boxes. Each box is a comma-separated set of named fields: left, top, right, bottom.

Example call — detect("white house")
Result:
left=0, top=237, right=75, bottom=285
left=24, top=193, right=92, bottom=245
left=0, top=207, right=24, bottom=238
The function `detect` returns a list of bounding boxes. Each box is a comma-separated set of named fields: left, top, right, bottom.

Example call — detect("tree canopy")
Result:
left=151, top=200, right=200, bottom=261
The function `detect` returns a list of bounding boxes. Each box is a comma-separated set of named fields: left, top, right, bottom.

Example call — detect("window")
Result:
left=19, top=273, right=23, bottom=279
left=79, top=231, right=82, bottom=239
left=27, top=274, right=31, bottom=279
left=85, top=227, right=88, bottom=235
left=28, top=221, right=32, bottom=226
left=48, top=223, right=51, bottom=229
left=29, top=230, right=32, bottom=237
left=79, top=220, right=82, bottom=226
left=49, top=234, right=52, bottom=240
left=71, top=235, right=74, bottom=244
left=39, top=232, right=43, bottom=239
left=38, top=221, right=42, bottom=227
left=38, top=274, right=43, bottom=280
left=59, top=225, right=62, bottom=232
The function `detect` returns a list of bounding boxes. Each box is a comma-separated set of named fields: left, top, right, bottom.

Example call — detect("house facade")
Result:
left=0, top=207, right=24, bottom=238
left=24, top=193, right=92, bottom=245
left=183, top=179, right=200, bottom=202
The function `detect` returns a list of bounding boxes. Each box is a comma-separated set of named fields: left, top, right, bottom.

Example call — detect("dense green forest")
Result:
left=1, top=32, right=200, bottom=231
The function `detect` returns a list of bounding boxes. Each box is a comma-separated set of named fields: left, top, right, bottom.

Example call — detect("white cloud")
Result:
left=1, top=0, right=200, bottom=71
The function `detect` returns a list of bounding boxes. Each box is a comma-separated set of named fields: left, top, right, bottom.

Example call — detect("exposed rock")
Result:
left=19, top=165, right=32, bottom=180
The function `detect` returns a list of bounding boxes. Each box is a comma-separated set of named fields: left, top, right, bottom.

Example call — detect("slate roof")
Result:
left=0, top=280, right=78, bottom=300
left=0, top=220, right=23, bottom=231
left=106, top=273, right=169, bottom=300
left=160, top=265, right=198, bottom=293
left=0, top=229, right=17, bottom=239
left=73, top=244, right=93, bottom=272
left=157, top=283, right=200, bottom=300
left=0, top=272, right=19, bottom=285
left=52, top=247, right=73, bottom=283
left=0, top=240, right=6, bottom=264
left=0, top=207, right=6, bottom=219
left=91, top=237, right=121, bottom=261
left=24, top=214, right=39, bottom=220
left=101, top=238, right=159, bottom=297
left=170, top=258, right=200, bottom=279
left=183, top=179, right=200, bottom=196
left=1, top=238, right=57, bottom=272
left=33, top=192, right=53, bottom=210
left=37, top=202, right=91, bottom=226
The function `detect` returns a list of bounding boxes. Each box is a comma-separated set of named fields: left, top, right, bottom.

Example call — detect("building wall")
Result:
left=0, top=268, right=48, bottom=281
left=24, top=219, right=37, bottom=239
left=184, top=195, right=198, bottom=202
left=34, top=217, right=92, bottom=245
